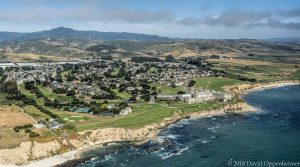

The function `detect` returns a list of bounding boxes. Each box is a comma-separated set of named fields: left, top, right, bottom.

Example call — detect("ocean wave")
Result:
left=158, top=134, right=181, bottom=142
left=207, top=124, right=221, bottom=133
left=167, top=119, right=191, bottom=129
left=160, top=146, right=190, bottom=160
left=197, top=138, right=211, bottom=144
left=99, top=154, right=115, bottom=162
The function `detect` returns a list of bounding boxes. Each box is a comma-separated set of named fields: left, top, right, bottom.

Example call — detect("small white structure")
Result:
left=119, top=107, right=132, bottom=116
left=33, top=123, right=45, bottom=129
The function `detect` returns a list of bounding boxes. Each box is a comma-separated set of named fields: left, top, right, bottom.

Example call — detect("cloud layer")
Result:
left=177, top=9, right=300, bottom=30
left=0, top=0, right=299, bottom=38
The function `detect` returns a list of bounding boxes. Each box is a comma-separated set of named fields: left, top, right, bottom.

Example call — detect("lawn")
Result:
left=37, top=85, right=73, bottom=102
left=150, top=83, right=185, bottom=94
left=109, top=103, right=176, bottom=128
left=75, top=103, right=177, bottom=130
left=112, top=89, right=131, bottom=99
left=194, top=77, right=242, bottom=91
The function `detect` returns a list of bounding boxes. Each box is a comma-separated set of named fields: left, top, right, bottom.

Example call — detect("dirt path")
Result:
left=16, top=106, right=37, bottom=124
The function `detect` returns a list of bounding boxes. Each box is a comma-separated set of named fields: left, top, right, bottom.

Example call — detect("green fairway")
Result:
left=150, top=83, right=185, bottom=94
left=194, top=77, right=242, bottom=91
left=37, top=85, right=72, bottom=102
left=75, top=103, right=177, bottom=130
left=112, top=89, right=131, bottom=99
left=112, top=103, right=176, bottom=126
left=19, top=85, right=44, bottom=105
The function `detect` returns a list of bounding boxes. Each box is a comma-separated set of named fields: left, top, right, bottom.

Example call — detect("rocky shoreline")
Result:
left=0, top=81, right=299, bottom=167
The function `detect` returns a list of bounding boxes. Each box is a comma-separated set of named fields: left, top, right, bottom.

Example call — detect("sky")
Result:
left=0, top=0, right=300, bottom=39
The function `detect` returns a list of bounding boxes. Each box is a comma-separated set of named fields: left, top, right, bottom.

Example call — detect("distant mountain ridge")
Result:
left=267, top=37, right=300, bottom=43
left=0, top=27, right=171, bottom=41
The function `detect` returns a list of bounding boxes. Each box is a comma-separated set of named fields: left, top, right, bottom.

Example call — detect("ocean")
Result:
left=73, top=85, right=300, bottom=167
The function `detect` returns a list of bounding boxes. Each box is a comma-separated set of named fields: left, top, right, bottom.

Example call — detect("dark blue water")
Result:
left=76, top=85, right=300, bottom=167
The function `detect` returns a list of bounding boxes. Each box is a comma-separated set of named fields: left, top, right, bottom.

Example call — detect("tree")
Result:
left=66, top=89, right=76, bottom=96
left=129, top=96, right=137, bottom=102
left=29, top=131, right=40, bottom=137
left=55, top=74, right=63, bottom=83
left=141, top=83, right=150, bottom=90
left=188, top=80, right=196, bottom=87
left=177, top=91, right=185, bottom=94
left=141, top=94, right=150, bottom=102
left=165, top=55, right=176, bottom=62
left=0, top=80, right=18, bottom=94
left=53, top=88, right=67, bottom=94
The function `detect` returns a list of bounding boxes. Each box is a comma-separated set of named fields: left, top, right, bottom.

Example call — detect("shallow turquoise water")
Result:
left=75, top=85, right=300, bottom=167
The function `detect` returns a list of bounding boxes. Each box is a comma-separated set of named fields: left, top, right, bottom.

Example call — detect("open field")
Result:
left=194, top=77, right=243, bottom=91
left=0, top=129, right=29, bottom=149
left=0, top=105, right=34, bottom=129
left=0, top=105, right=35, bottom=149
left=4, top=53, right=74, bottom=62
left=209, top=59, right=299, bottom=82
left=210, top=59, right=299, bottom=67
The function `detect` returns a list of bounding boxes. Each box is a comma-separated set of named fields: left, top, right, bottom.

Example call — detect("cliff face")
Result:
left=224, top=102, right=255, bottom=112
left=0, top=114, right=181, bottom=165
left=0, top=140, right=61, bottom=165
left=0, top=109, right=236, bottom=165
left=0, top=103, right=260, bottom=165
left=3, top=81, right=297, bottom=165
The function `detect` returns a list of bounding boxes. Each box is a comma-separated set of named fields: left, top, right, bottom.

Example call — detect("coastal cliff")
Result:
left=0, top=81, right=299, bottom=166
left=0, top=109, right=237, bottom=165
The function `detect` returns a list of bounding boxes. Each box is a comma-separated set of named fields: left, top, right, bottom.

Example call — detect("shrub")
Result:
left=188, top=80, right=196, bottom=87
left=13, top=127, right=20, bottom=132
left=177, top=91, right=186, bottom=94
left=53, top=88, right=68, bottom=94
left=64, top=124, right=75, bottom=130
left=29, top=132, right=40, bottom=138
left=24, top=128, right=31, bottom=133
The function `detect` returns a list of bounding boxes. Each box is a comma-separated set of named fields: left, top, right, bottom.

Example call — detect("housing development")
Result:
left=0, top=1, right=300, bottom=164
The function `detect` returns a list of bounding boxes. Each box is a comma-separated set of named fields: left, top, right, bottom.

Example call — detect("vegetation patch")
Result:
left=194, top=77, right=242, bottom=91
